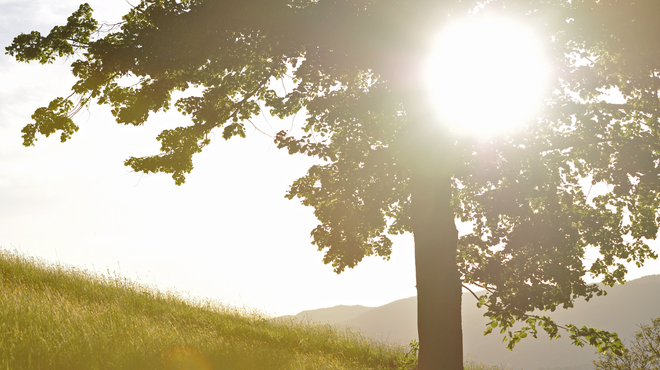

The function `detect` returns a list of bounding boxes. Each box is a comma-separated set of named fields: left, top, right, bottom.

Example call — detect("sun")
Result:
left=423, top=15, right=548, bottom=136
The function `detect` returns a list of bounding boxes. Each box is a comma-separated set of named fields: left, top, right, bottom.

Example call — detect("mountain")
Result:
left=292, top=304, right=375, bottom=324
left=286, top=275, right=660, bottom=370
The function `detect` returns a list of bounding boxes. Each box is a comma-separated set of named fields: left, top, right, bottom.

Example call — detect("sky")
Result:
left=1, top=0, right=658, bottom=317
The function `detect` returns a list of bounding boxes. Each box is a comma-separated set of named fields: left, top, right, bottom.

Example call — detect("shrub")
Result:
left=594, top=318, right=660, bottom=370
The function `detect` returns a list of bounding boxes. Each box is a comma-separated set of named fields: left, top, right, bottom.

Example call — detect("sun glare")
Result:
left=423, top=15, right=548, bottom=136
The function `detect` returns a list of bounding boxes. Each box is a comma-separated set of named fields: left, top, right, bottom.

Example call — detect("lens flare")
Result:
left=163, top=346, right=213, bottom=370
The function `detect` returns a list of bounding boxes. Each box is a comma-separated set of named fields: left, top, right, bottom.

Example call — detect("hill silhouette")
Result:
left=285, top=275, right=660, bottom=370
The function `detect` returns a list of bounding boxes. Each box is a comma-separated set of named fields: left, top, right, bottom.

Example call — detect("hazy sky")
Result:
left=1, top=0, right=657, bottom=317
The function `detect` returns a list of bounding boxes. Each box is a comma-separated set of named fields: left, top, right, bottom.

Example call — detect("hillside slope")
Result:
left=0, top=249, right=407, bottom=370
left=290, top=275, right=660, bottom=370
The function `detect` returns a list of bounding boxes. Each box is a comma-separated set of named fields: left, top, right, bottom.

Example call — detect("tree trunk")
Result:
left=391, top=53, right=463, bottom=368
left=411, top=153, right=463, bottom=370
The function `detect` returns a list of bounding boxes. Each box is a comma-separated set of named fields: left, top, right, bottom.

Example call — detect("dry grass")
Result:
left=0, top=248, right=406, bottom=370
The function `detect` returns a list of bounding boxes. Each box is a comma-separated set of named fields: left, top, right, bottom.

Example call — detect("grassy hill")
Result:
left=0, top=248, right=508, bottom=370
left=0, top=248, right=411, bottom=370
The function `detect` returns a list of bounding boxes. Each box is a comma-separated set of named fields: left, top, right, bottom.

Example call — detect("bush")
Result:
left=594, top=318, right=660, bottom=370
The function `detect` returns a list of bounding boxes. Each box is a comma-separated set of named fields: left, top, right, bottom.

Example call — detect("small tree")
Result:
left=595, top=318, right=660, bottom=370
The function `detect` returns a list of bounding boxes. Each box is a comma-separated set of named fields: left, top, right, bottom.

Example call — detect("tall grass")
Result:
left=0, top=248, right=509, bottom=370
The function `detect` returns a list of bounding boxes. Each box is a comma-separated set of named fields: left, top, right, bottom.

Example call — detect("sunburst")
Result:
left=423, top=15, right=548, bottom=136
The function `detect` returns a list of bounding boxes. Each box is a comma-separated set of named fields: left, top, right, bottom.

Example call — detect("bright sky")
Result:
left=0, top=1, right=657, bottom=317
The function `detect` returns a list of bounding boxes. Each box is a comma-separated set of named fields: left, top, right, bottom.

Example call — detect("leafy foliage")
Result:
left=6, top=3, right=97, bottom=64
left=6, top=0, right=659, bottom=356
left=396, top=340, right=419, bottom=370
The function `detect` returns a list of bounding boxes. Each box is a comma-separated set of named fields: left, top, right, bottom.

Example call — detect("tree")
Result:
left=6, top=1, right=660, bottom=369
left=595, top=318, right=660, bottom=370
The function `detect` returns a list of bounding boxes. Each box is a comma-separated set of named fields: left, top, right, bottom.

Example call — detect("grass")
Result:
left=0, top=248, right=510, bottom=370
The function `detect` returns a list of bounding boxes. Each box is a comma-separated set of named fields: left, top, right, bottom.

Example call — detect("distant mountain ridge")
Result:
left=284, top=275, right=660, bottom=370
left=293, top=304, right=374, bottom=325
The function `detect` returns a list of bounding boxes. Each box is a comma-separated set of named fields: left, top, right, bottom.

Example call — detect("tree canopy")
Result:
left=7, top=0, right=660, bottom=369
